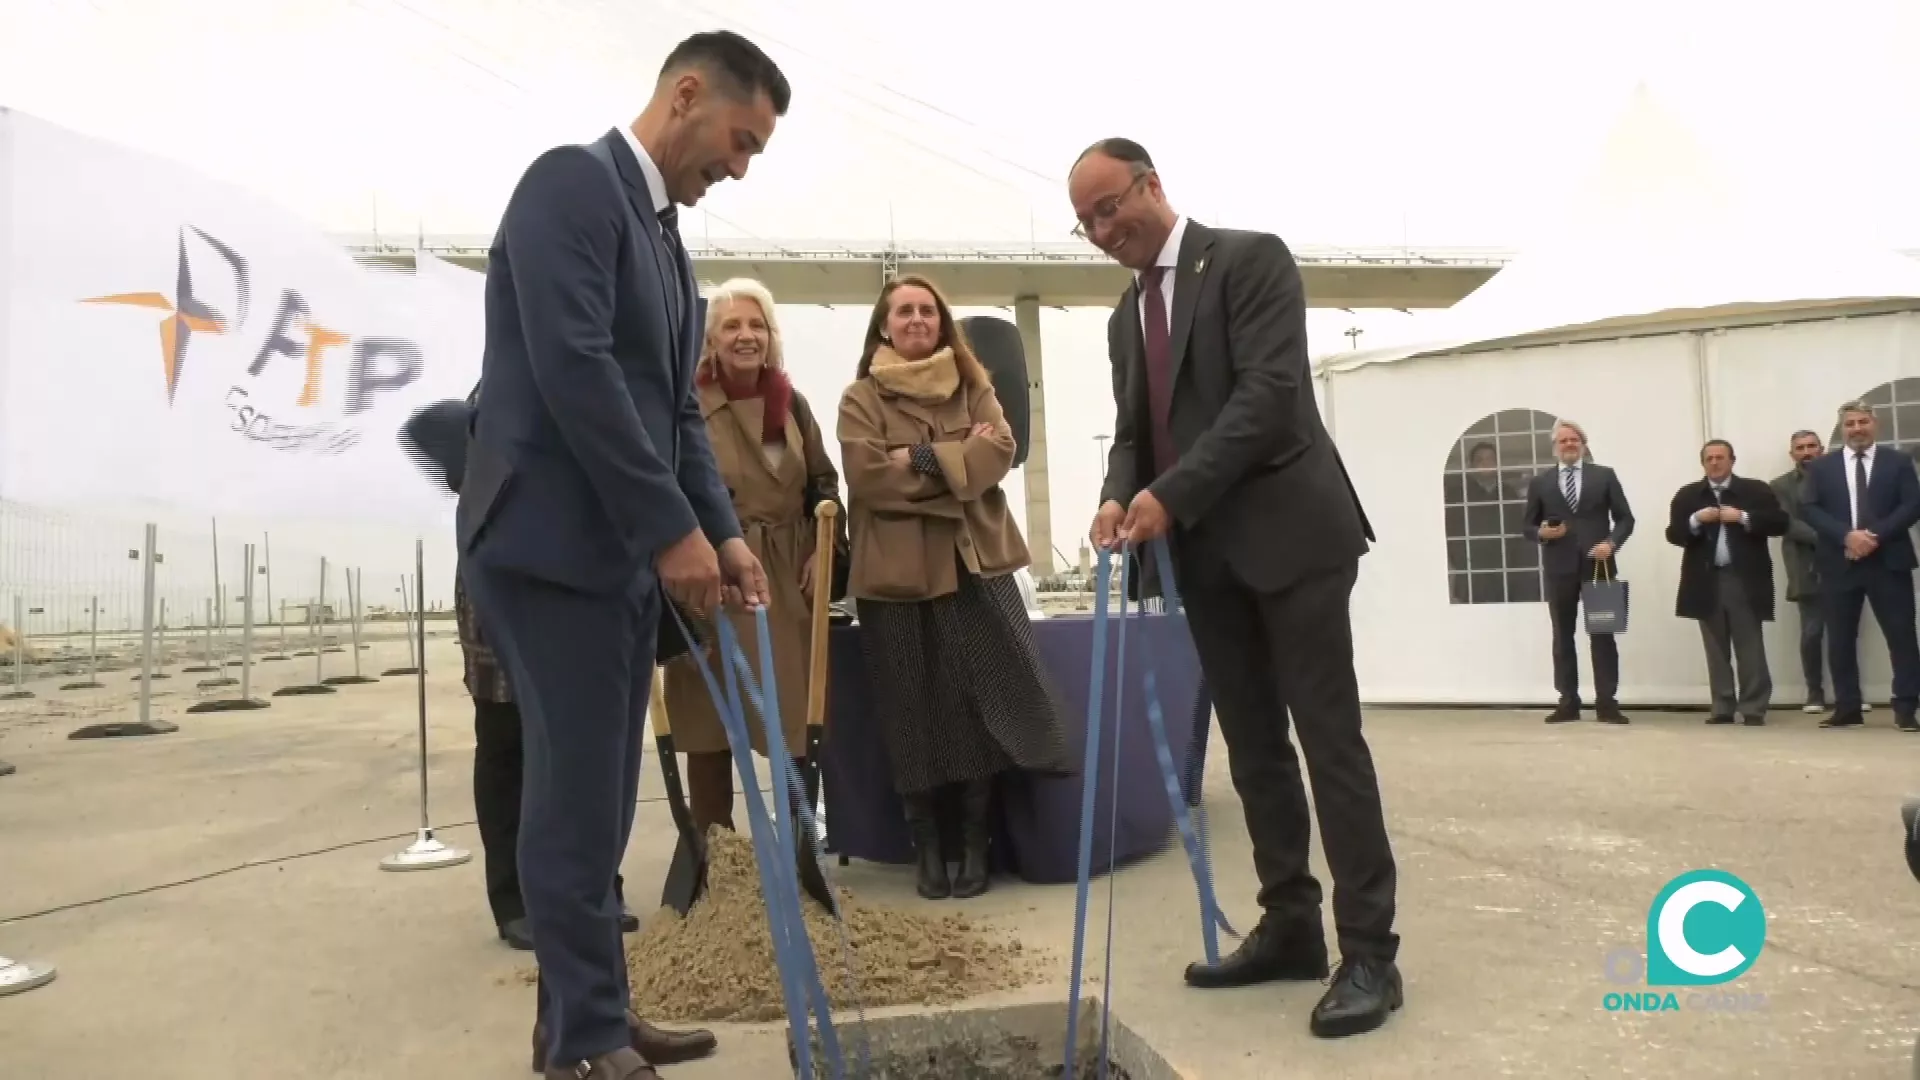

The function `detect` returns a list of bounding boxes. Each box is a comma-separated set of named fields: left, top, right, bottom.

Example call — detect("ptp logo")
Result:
left=1603, top=870, right=1768, bottom=1013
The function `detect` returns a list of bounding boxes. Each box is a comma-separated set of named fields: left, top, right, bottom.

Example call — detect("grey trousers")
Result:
left=1700, top=567, right=1772, bottom=718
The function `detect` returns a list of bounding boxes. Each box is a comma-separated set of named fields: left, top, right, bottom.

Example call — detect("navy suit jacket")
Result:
left=1797, top=444, right=1920, bottom=579
left=457, top=129, right=739, bottom=595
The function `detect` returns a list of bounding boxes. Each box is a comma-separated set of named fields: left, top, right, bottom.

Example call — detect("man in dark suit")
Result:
left=459, top=33, right=787, bottom=1080
left=1664, top=440, right=1790, bottom=724
left=1771, top=430, right=1829, bottom=713
left=1071, top=139, right=1401, bottom=1039
left=1522, top=420, right=1636, bottom=724
left=1796, top=401, right=1920, bottom=731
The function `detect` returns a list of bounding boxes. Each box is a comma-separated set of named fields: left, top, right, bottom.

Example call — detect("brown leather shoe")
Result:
left=532, top=1012, right=717, bottom=1072
left=542, top=1046, right=657, bottom=1079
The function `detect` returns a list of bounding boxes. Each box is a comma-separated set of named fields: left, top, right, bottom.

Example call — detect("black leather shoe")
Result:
left=621, top=906, right=640, bottom=933
left=1897, top=711, right=1920, bottom=732
left=1544, top=706, right=1580, bottom=724
left=1184, top=917, right=1329, bottom=988
left=1596, top=704, right=1630, bottom=724
left=498, top=917, right=534, bottom=951
left=1822, top=711, right=1864, bottom=728
left=1741, top=714, right=1766, bottom=726
left=1705, top=714, right=1734, bottom=725
left=1309, top=957, right=1403, bottom=1038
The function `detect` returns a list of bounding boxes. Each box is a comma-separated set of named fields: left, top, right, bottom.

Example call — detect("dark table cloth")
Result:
left=818, top=611, right=1205, bottom=884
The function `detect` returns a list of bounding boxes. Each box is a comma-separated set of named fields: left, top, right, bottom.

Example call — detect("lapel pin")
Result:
left=1194, top=258, right=1207, bottom=274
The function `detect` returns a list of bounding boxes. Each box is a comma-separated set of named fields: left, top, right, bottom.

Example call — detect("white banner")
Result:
left=0, top=107, right=481, bottom=527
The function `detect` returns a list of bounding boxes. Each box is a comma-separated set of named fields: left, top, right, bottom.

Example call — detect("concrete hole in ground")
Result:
left=791, top=1000, right=1187, bottom=1079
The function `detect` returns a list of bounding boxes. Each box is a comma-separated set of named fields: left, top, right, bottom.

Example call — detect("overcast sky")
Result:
left=4, top=0, right=1918, bottom=588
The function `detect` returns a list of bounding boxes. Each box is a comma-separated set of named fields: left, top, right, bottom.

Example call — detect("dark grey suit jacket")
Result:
left=457, top=130, right=739, bottom=595
left=1522, top=462, right=1635, bottom=579
left=1769, top=466, right=1820, bottom=601
left=1098, top=222, right=1372, bottom=595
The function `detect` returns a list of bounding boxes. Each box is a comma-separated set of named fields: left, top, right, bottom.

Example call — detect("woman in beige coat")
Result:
left=839, top=274, right=1072, bottom=901
left=662, top=277, right=843, bottom=835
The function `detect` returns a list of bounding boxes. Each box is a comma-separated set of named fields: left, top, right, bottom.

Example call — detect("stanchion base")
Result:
left=382, top=666, right=422, bottom=677
left=272, top=684, right=337, bottom=697
left=358, top=644, right=371, bottom=650
left=224, top=660, right=244, bottom=667
left=259, top=655, right=288, bottom=662
left=380, top=830, right=471, bottom=872
left=0, top=760, right=14, bottom=777
left=181, top=665, right=220, bottom=673
left=291, top=650, right=317, bottom=658
left=322, top=647, right=346, bottom=654
left=0, top=957, right=57, bottom=997
left=58, top=680, right=104, bottom=691
left=130, top=673, right=172, bottom=682
left=69, top=719, right=178, bottom=739
left=196, top=676, right=239, bottom=690
left=321, top=675, right=378, bottom=686
left=0, top=690, right=33, bottom=700
left=185, top=697, right=270, bottom=713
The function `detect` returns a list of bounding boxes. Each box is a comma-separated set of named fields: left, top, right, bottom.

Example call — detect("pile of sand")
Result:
left=615, top=828, right=1044, bottom=1023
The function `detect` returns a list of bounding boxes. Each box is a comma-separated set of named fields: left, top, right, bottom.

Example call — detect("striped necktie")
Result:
left=1563, top=465, right=1579, bottom=512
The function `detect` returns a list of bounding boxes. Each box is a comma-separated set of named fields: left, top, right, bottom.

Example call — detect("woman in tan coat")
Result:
left=662, top=277, right=843, bottom=835
left=839, top=274, right=1072, bottom=901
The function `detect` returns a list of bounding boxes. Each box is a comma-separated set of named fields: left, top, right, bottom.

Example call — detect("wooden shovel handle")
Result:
left=649, top=664, right=671, bottom=738
left=806, top=502, right=838, bottom=733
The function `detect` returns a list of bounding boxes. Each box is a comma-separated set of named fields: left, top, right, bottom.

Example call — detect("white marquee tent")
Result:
left=1312, top=86, right=1920, bottom=706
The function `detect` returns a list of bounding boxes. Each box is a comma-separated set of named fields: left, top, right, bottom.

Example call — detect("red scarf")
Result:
left=700, top=365, right=791, bottom=445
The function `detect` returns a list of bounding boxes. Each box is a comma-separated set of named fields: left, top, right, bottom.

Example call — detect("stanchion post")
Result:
left=314, top=557, right=329, bottom=678
left=381, top=537, right=470, bottom=872
left=383, top=573, right=421, bottom=677
left=72, top=523, right=177, bottom=737
left=183, top=598, right=219, bottom=674
left=262, top=533, right=287, bottom=661
left=240, top=545, right=256, bottom=701
left=323, top=565, right=377, bottom=686
left=273, top=559, right=335, bottom=697
left=187, top=543, right=268, bottom=713
left=87, top=596, right=98, bottom=681
left=0, top=595, right=31, bottom=700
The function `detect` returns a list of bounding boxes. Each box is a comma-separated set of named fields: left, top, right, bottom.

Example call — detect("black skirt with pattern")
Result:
left=855, top=564, right=1075, bottom=795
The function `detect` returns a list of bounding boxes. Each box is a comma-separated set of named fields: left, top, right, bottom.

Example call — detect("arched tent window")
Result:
left=1441, top=408, right=1565, bottom=605
left=1829, top=379, right=1920, bottom=459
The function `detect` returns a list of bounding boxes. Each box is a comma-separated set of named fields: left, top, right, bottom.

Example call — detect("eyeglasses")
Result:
left=1071, top=172, right=1151, bottom=241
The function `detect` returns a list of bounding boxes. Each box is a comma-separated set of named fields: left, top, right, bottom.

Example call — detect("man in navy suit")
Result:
left=1797, top=400, right=1920, bottom=732
left=458, top=32, right=788, bottom=1080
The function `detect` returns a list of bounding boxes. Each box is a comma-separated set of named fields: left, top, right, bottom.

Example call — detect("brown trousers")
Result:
left=683, top=749, right=812, bottom=836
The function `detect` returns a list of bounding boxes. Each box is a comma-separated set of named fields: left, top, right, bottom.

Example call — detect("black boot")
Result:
left=950, top=779, right=993, bottom=899
left=902, top=792, right=949, bottom=899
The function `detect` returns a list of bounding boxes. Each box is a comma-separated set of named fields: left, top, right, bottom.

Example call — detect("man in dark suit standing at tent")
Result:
left=459, top=32, right=787, bottom=1080
left=1071, top=138, right=1403, bottom=1040
left=1796, top=401, right=1920, bottom=731
left=1523, top=420, right=1635, bottom=724
left=1664, top=439, right=1790, bottom=725
left=1771, top=430, right=1830, bottom=712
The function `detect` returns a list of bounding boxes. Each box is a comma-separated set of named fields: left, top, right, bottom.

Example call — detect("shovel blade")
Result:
left=661, top=831, right=708, bottom=916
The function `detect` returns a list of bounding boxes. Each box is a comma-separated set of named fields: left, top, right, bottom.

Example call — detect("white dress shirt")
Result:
left=616, top=123, right=670, bottom=214
left=1560, top=461, right=1583, bottom=508
left=1844, top=443, right=1877, bottom=530
left=1135, top=215, right=1190, bottom=331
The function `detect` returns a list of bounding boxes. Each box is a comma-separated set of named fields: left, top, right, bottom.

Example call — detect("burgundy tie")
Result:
left=1140, top=267, right=1176, bottom=478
